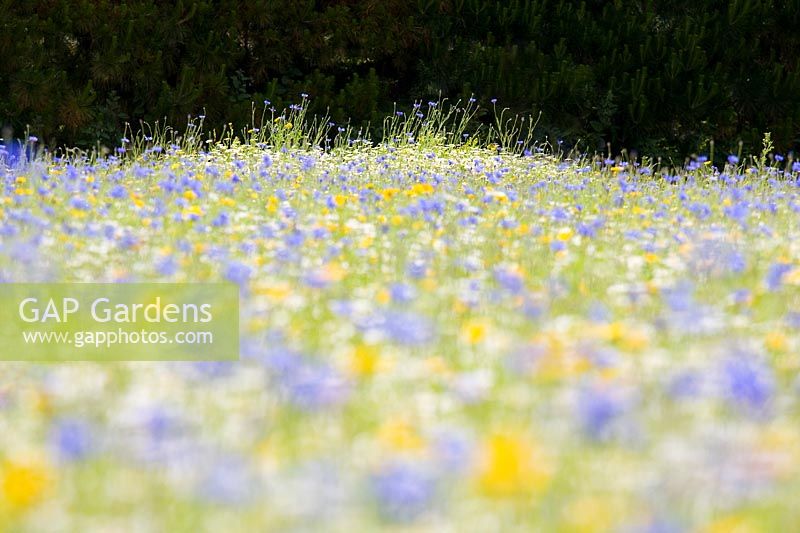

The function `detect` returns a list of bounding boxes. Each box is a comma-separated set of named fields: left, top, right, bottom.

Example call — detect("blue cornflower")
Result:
left=278, top=359, right=349, bottom=410
left=765, top=262, right=792, bottom=291
left=727, top=154, right=739, bottom=165
left=156, top=255, right=178, bottom=276
left=577, top=383, right=626, bottom=442
left=723, top=201, right=749, bottom=222
left=785, top=312, right=800, bottom=329
left=225, top=261, right=252, bottom=285
left=354, top=309, right=434, bottom=345
left=211, top=212, right=230, bottom=227
left=117, top=233, right=139, bottom=250
left=407, top=260, right=427, bottom=279
left=389, top=282, right=416, bottom=303
left=51, top=418, right=92, bottom=461
left=494, top=267, right=524, bottom=293
left=300, top=155, right=316, bottom=171
left=372, top=462, right=435, bottom=522
left=720, top=352, right=774, bottom=416
left=667, top=370, right=703, bottom=399
left=69, top=197, right=91, bottom=210
left=731, top=289, right=752, bottom=305
left=432, top=431, right=472, bottom=473
left=108, top=184, right=127, bottom=199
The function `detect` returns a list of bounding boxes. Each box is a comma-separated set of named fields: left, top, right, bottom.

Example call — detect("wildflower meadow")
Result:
left=2, top=100, right=800, bottom=532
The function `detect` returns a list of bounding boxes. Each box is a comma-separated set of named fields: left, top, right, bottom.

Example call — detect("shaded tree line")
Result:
left=2, top=0, right=798, bottom=158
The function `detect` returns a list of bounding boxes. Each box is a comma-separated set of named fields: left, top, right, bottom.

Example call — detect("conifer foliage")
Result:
left=2, top=0, right=798, bottom=156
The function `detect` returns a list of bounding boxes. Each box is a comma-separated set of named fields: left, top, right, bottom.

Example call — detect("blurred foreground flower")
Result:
left=1, top=460, right=52, bottom=510
left=476, top=431, right=553, bottom=497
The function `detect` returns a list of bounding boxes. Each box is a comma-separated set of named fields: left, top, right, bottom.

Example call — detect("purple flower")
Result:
left=117, top=233, right=138, bottom=250
left=51, top=418, right=92, bottom=461
left=577, top=383, right=627, bottom=441
left=667, top=370, right=703, bottom=399
left=494, top=267, right=524, bottom=293
left=720, top=352, right=774, bottom=416
left=69, top=197, right=91, bottom=210
left=156, top=255, right=178, bottom=276
left=432, top=431, right=472, bottom=473
left=300, top=155, right=316, bottom=172
left=372, top=462, right=435, bottom=522
left=727, top=155, right=740, bottom=165
left=356, top=310, right=434, bottom=345
left=264, top=352, right=349, bottom=411
left=765, top=262, right=792, bottom=291
left=407, top=260, right=427, bottom=279
left=108, top=184, right=127, bottom=199
left=211, top=212, right=230, bottom=227
left=389, top=282, right=416, bottom=303
left=381, top=310, right=435, bottom=345
left=225, top=261, right=252, bottom=285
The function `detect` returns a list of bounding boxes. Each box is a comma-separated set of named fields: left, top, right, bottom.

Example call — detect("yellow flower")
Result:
left=376, top=288, right=391, bottom=305
left=409, top=183, right=434, bottom=195
left=349, top=344, right=380, bottom=378
left=320, top=262, right=346, bottom=283
left=462, top=320, right=488, bottom=345
left=253, top=282, right=292, bottom=302
left=181, top=205, right=204, bottom=219
left=477, top=431, right=552, bottom=497
left=1, top=460, right=51, bottom=510
left=381, top=188, right=400, bottom=201
left=765, top=330, right=788, bottom=353
left=283, top=122, right=293, bottom=130
left=702, top=515, right=763, bottom=533
left=378, top=418, right=424, bottom=451
left=556, top=227, right=573, bottom=242
left=594, top=322, right=649, bottom=353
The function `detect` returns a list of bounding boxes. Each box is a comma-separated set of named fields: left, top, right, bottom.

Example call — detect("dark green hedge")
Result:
left=2, top=0, right=799, bottom=158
